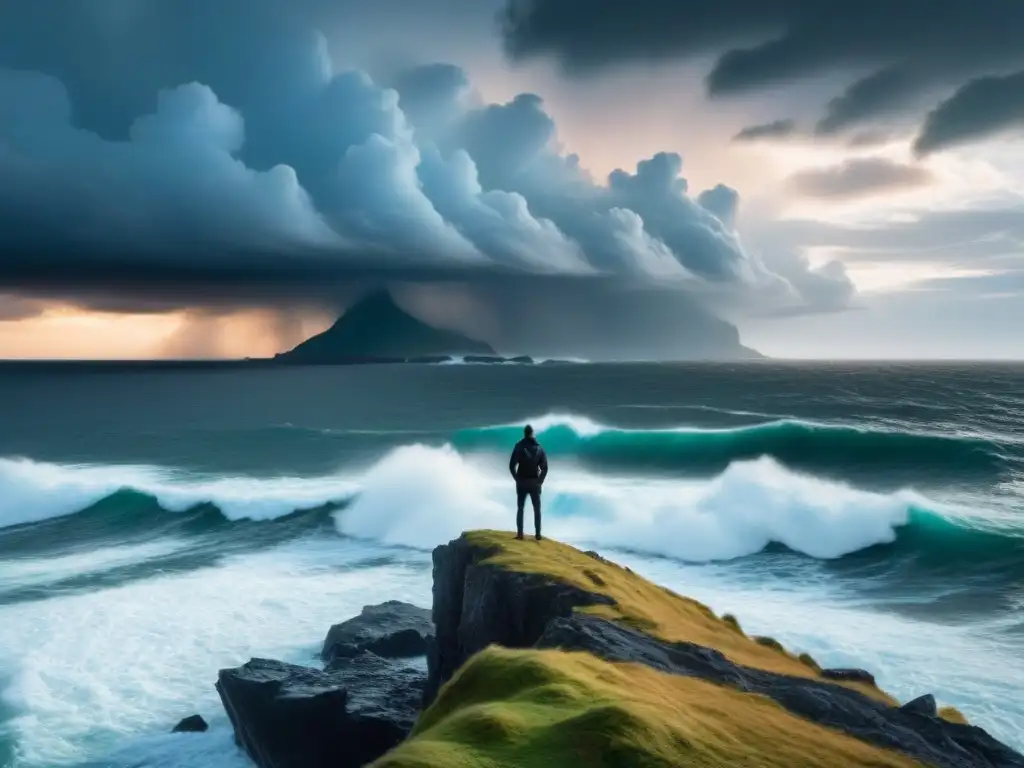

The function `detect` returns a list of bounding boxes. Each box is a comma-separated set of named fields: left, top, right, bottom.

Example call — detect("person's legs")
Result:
left=516, top=486, right=527, bottom=539
left=530, top=488, right=542, bottom=540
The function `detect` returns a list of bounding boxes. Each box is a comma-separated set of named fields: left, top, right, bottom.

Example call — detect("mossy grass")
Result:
left=463, top=530, right=893, bottom=703
left=938, top=706, right=969, bottom=725
left=375, top=646, right=923, bottom=768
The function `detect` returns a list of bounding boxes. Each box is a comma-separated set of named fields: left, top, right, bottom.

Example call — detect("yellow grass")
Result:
left=939, top=706, right=969, bottom=725
left=465, top=530, right=893, bottom=703
left=374, top=647, right=923, bottom=768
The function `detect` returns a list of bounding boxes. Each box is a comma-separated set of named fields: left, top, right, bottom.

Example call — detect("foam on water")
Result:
left=337, top=444, right=934, bottom=561
left=0, top=458, right=358, bottom=529
left=2, top=446, right=1008, bottom=566
left=1, top=444, right=1022, bottom=765
left=0, top=540, right=188, bottom=590
left=0, top=538, right=430, bottom=767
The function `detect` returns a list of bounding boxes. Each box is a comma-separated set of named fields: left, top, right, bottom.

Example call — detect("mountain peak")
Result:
left=278, top=290, right=495, bottom=362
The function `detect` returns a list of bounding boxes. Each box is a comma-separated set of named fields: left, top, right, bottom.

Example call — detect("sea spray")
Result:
left=3, top=446, right=1020, bottom=568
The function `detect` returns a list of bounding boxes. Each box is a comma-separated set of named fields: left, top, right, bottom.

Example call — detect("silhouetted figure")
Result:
left=509, top=424, right=548, bottom=540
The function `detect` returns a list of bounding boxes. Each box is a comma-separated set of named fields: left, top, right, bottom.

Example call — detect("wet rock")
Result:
left=171, top=714, right=208, bottom=733
left=216, top=653, right=425, bottom=768
left=321, top=601, right=433, bottom=663
left=820, top=667, right=877, bottom=687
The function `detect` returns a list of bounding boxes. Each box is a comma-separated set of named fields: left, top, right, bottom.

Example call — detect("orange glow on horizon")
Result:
left=0, top=305, right=333, bottom=360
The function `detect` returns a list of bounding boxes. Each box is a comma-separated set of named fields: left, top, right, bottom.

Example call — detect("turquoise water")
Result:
left=0, top=361, right=1022, bottom=766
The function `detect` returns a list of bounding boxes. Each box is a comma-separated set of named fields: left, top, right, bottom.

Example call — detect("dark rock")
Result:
left=216, top=653, right=425, bottom=768
left=424, top=534, right=614, bottom=706
left=406, top=355, right=452, bottom=364
left=423, top=533, right=1024, bottom=768
left=172, top=714, right=208, bottom=733
left=901, top=694, right=939, bottom=718
left=321, top=601, right=433, bottom=663
left=278, top=289, right=495, bottom=363
left=536, top=614, right=1024, bottom=768
left=821, top=667, right=877, bottom=687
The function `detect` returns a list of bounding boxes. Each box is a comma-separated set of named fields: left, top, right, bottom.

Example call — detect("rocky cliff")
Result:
left=211, top=532, right=1024, bottom=768
left=277, top=290, right=495, bottom=363
left=403, top=531, right=1024, bottom=768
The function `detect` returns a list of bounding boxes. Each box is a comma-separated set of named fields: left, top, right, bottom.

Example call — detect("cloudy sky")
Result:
left=0, top=0, right=1021, bottom=359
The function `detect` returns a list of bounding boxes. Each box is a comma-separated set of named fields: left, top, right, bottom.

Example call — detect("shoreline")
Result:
left=202, top=531, right=1023, bottom=768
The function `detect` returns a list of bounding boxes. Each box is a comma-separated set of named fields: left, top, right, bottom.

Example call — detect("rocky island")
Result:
left=275, top=290, right=495, bottom=364
left=207, top=532, right=1024, bottom=768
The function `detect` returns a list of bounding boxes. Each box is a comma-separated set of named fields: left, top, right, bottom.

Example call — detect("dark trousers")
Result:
left=516, top=483, right=541, bottom=538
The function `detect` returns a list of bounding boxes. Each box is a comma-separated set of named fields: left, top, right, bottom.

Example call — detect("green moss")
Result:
left=753, top=636, right=785, bottom=653
left=373, top=532, right=928, bottom=767
left=375, top=647, right=923, bottom=768
left=461, top=530, right=890, bottom=702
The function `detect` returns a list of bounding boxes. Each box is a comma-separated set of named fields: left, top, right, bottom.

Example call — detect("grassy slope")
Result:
left=373, top=531, right=940, bottom=767
left=376, top=647, right=921, bottom=768
left=469, top=530, right=891, bottom=702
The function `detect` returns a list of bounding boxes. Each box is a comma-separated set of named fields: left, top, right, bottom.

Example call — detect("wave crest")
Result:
left=2, top=447, right=1021, bottom=571
left=452, top=414, right=1008, bottom=475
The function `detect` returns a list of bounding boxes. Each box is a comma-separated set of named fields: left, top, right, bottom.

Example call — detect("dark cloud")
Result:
left=786, top=158, right=933, bottom=200
left=0, top=295, right=46, bottom=321
left=815, top=67, right=925, bottom=136
left=501, top=0, right=1024, bottom=88
left=0, top=0, right=857, bottom=358
left=914, top=70, right=1024, bottom=156
left=733, top=119, right=797, bottom=142
left=500, top=0, right=1024, bottom=147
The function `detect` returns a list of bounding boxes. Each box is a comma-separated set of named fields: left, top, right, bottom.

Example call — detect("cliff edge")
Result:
left=375, top=531, right=1022, bottom=768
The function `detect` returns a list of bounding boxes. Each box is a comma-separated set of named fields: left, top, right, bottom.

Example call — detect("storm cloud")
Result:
left=0, top=0, right=861, bottom=357
left=733, top=119, right=797, bottom=143
left=914, top=70, right=1024, bottom=155
left=500, top=0, right=1024, bottom=148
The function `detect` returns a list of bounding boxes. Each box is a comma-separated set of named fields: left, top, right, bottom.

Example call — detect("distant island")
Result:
left=272, top=289, right=761, bottom=366
left=276, top=290, right=496, bottom=363
left=0, top=289, right=763, bottom=368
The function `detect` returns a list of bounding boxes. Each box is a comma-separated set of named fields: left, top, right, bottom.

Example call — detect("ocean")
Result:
left=1, top=361, right=1022, bottom=767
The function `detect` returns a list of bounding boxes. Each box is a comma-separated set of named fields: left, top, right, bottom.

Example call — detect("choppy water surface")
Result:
left=0, top=361, right=1022, bottom=766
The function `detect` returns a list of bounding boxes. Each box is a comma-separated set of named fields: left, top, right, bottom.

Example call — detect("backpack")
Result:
left=518, top=441, right=542, bottom=478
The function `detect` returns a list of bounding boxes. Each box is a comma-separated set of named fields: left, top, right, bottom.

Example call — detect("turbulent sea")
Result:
left=1, top=361, right=1023, bottom=767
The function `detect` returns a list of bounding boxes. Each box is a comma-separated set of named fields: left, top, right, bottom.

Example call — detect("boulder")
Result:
left=216, top=653, right=425, bottom=768
left=821, top=667, right=877, bottom=687
left=901, top=694, right=939, bottom=718
left=321, top=601, right=433, bottom=663
left=171, top=714, right=208, bottom=733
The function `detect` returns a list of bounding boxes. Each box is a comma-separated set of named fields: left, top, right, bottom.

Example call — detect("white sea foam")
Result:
left=2, top=446, right=937, bottom=563
left=0, top=538, right=431, bottom=767
left=335, top=446, right=922, bottom=560
left=0, top=457, right=359, bottom=529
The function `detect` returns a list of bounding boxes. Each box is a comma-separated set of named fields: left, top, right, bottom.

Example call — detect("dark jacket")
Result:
left=509, top=437, right=548, bottom=488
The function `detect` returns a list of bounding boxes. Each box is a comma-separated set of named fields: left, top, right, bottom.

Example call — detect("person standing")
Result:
left=508, top=424, right=548, bottom=540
